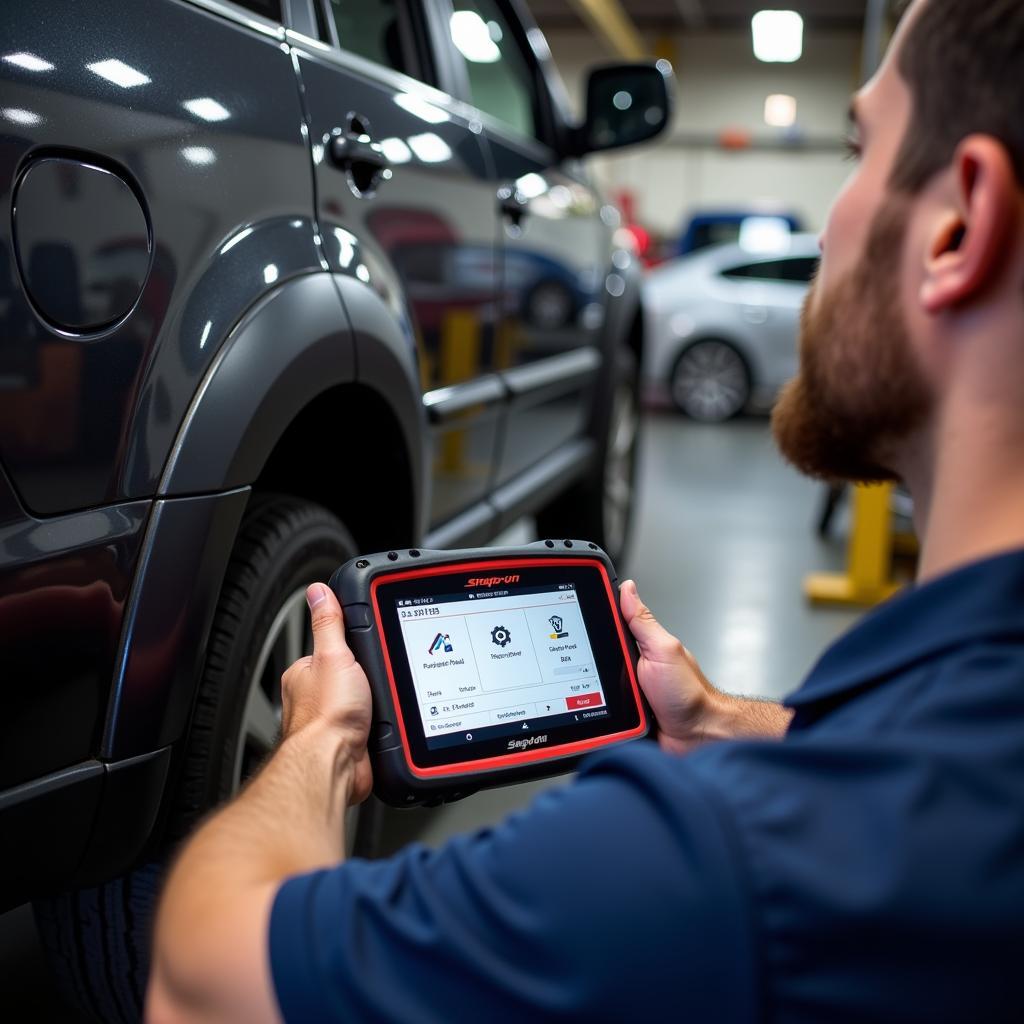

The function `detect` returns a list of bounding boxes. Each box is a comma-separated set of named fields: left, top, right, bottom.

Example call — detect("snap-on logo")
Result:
left=464, top=574, right=520, bottom=588
left=507, top=734, right=548, bottom=751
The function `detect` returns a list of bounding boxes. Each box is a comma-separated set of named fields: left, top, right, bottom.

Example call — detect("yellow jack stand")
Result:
left=805, top=482, right=903, bottom=606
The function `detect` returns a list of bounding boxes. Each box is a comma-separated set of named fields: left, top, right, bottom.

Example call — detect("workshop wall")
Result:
left=545, top=27, right=863, bottom=234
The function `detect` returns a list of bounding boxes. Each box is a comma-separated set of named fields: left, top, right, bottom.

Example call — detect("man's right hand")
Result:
left=620, top=579, right=792, bottom=753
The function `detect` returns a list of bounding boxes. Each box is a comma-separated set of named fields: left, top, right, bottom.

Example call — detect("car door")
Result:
left=289, top=0, right=504, bottom=530
left=721, top=254, right=818, bottom=389
left=442, top=0, right=607, bottom=488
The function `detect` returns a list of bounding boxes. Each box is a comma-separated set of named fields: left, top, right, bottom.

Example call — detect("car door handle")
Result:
left=329, top=134, right=390, bottom=174
left=498, top=186, right=529, bottom=226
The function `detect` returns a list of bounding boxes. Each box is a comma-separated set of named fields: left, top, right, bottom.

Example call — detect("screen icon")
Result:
left=548, top=615, right=569, bottom=640
left=429, top=632, right=454, bottom=655
left=490, top=625, right=511, bottom=648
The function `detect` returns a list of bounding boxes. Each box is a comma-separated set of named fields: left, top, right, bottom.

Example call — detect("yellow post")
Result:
left=438, top=309, right=480, bottom=475
left=805, top=483, right=902, bottom=606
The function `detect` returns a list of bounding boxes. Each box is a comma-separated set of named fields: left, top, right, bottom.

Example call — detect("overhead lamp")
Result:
left=450, top=10, right=500, bottom=64
left=751, top=10, right=803, bottom=63
left=87, top=58, right=151, bottom=88
left=764, top=93, right=797, bottom=127
left=4, top=52, right=54, bottom=72
left=183, top=97, right=230, bottom=122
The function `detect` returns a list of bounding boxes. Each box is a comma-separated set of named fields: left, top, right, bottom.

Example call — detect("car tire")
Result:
left=669, top=338, right=751, bottom=422
left=524, top=279, right=574, bottom=330
left=536, top=349, right=640, bottom=566
left=34, top=493, right=379, bottom=1023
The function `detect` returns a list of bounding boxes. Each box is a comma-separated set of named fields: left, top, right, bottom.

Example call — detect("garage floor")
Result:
left=0, top=412, right=864, bottom=1017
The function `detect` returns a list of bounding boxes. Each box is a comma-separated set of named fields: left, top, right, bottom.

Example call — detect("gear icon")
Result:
left=490, top=625, right=511, bottom=648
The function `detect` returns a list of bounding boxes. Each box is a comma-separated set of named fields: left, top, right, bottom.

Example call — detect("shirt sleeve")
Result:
left=269, top=742, right=760, bottom=1024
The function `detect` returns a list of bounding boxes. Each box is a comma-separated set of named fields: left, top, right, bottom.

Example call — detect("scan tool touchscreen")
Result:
left=397, top=582, right=608, bottom=750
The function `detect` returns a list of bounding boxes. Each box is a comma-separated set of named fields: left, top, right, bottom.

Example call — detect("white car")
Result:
left=643, top=234, right=820, bottom=421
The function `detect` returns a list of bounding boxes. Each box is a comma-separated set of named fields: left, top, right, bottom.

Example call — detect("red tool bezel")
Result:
left=370, top=557, right=647, bottom=778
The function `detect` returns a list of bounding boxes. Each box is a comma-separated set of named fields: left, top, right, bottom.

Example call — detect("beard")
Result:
left=771, top=196, right=932, bottom=483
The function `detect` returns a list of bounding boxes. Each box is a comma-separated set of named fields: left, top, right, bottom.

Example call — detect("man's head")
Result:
left=773, top=0, right=1024, bottom=484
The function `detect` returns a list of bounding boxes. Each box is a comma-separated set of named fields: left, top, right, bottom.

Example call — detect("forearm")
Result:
left=701, top=689, right=793, bottom=741
left=150, top=724, right=354, bottom=1020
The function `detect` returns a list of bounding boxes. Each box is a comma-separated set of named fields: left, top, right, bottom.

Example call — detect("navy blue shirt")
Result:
left=270, top=550, right=1024, bottom=1022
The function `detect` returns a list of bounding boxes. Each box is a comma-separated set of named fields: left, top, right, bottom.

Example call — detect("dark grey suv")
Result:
left=0, top=0, right=670, bottom=1017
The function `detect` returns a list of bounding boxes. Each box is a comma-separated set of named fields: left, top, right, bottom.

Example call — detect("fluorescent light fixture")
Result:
left=394, top=92, right=449, bottom=124
left=751, top=11, right=803, bottom=63
left=378, top=137, right=412, bottom=164
left=183, top=97, right=230, bottom=122
left=450, top=10, right=500, bottom=64
left=263, top=263, right=279, bottom=285
left=764, top=93, right=797, bottom=127
left=2, top=107, right=41, bottom=126
left=181, top=145, right=216, bottom=165
left=407, top=132, right=452, bottom=164
left=199, top=321, right=213, bottom=349
left=4, top=52, right=54, bottom=72
left=87, top=58, right=151, bottom=88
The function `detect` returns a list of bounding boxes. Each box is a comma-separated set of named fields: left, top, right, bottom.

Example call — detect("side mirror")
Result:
left=569, top=61, right=674, bottom=157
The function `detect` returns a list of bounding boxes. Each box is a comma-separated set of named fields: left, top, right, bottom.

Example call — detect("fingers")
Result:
left=619, top=579, right=688, bottom=666
left=306, top=584, right=356, bottom=669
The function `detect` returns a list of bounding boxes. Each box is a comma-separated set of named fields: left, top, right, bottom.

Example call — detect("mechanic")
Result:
left=148, top=1, right=1024, bottom=1020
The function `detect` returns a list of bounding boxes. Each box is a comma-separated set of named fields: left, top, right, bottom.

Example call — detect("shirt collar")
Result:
left=786, top=547, right=1024, bottom=709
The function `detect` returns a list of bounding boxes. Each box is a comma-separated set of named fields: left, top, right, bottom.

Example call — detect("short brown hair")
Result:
left=891, top=0, right=1024, bottom=192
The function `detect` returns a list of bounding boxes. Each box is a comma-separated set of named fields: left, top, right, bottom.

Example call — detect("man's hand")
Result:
left=620, top=580, right=792, bottom=753
left=280, top=583, right=373, bottom=805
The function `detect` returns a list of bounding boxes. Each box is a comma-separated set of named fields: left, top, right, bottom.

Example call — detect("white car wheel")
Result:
left=670, top=340, right=750, bottom=422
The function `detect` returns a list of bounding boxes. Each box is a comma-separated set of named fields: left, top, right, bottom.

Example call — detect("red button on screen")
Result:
left=566, top=693, right=604, bottom=710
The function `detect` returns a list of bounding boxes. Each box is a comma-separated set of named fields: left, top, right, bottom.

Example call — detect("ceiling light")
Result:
left=764, top=93, right=797, bottom=127
left=87, top=58, right=150, bottom=88
left=450, top=10, right=500, bottom=63
left=752, top=11, right=803, bottom=63
left=183, top=97, right=230, bottom=122
left=4, top=52, right=54, bottom=72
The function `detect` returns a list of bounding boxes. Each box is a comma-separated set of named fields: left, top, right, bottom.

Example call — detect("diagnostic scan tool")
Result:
left=329, top=541, right=649, bottom=806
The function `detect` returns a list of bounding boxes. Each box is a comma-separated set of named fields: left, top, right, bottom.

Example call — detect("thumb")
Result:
left=620, top=580, right=687, bottom=666
left=306, top=584, right=355, bottom=667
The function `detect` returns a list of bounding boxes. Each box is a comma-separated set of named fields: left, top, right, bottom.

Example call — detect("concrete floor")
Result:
left=0, top=412, right=866, bottom=1016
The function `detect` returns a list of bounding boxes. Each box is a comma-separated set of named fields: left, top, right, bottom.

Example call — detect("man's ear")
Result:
left=920, top=135, right=1018, bottom=314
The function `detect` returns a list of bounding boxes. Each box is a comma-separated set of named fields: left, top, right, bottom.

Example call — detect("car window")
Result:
left=328, top=0, right=416, bottom=78
left=233, top=0, right=282, bottom=20
left=449, top=0, right=537, bottom=139
left=722, top=256, right=818, bottom=283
